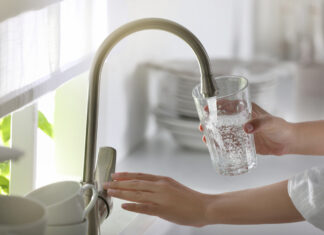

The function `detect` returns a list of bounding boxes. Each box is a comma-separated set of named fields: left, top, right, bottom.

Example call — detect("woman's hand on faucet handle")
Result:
left=199, top=102, right=295, bottom=156
left=104, top=172, right=210, bottom=227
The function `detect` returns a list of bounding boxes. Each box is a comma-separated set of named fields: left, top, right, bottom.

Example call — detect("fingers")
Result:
left=198, top=125, right=206, bottom=143
left=112, top=172, right=162, bottom=181
left=244, top=116, right=273, bottom=134
left=199, top=124, right=203, bottom=132
left=198, top=125, right=207, bottom=144
left=122, top=203, right=159, bottom=216
left=107, top=174, right=176, bottom=204
left=244, top=122, right=254, bottom=133
left=203, top=105, right=209, bottom=114
left=104, top=180, right=158, bottom=192
left=107, top=188, right=156, bottom=203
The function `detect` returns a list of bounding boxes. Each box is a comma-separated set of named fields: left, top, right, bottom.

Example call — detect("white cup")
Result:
left=46, top=219, right=88, bottom=235
left=0, top=195, right=47, bottom=235
left=25, top=181, right=98, bottom=225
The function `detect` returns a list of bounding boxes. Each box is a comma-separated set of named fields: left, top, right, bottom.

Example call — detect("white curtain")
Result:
left=253, top=0, right=324, bottom=63
left=0, top=0, right=109, bottom=117
left=0, top=0, right=63, bottom=23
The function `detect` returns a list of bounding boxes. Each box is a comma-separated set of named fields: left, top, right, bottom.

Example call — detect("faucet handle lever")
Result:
left=95, top=146, right=116, bottom=223
left=95, top=147, right=116, bottom=189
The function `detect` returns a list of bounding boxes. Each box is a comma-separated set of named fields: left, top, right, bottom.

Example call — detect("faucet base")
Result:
left=86, top=147, right=116, bottom=234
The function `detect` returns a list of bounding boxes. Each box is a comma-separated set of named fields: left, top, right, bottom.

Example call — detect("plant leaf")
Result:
left=0, top=161, right=10, bottom=177
left=0, top=186, right=8, bottom=194
left=0, top=175, right=9, bottom=194
left=0, top=115, right=11, bottom=147
left=38, top=111, right=54, bottom=138
left=0, top=175, right=9, bottom=185
left=0, top=115, right=11, bottom=195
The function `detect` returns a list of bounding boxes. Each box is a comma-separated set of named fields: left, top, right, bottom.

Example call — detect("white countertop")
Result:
left=101, top=133, right=324, bottom=235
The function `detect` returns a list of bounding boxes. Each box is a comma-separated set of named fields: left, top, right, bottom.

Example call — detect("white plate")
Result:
left=154, top=108, right=207, bottom=151
left=155, top=117, right=201, bottom=137
left=154, top=108, right=199, bottom=130
left=171, top=132, right=207, bottom=151
left=155, top=118, right=206, bottom=151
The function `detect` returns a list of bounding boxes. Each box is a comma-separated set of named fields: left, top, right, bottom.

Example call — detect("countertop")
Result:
left=101, top=133, right=324, bottom=235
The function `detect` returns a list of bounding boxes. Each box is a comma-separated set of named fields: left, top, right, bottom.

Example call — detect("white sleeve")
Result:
left=288, top=167, right=324, bottom=231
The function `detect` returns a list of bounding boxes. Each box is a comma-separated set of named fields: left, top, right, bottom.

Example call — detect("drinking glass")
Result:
left=192, top=75, right=257, bottom=176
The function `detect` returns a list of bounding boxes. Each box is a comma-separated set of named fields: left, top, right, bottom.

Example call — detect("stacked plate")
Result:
left=153, top=107, right=206, bottom=151
left=147, top=59, right=295, bottom=151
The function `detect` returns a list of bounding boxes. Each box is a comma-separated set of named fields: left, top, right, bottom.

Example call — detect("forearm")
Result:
left=289, top=121, right=324, bottom=155
left=204, top=180, right=304, bottom=225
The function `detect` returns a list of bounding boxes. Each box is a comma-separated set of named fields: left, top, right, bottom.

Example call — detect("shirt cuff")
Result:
left=288, top=167, right=324, bottom=231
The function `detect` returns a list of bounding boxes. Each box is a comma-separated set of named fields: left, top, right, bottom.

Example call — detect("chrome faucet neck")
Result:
left=82, top=18, right=216, bottom=235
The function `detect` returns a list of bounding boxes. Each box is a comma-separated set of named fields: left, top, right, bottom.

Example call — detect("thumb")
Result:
left=244, top=116, right=272, bottom=134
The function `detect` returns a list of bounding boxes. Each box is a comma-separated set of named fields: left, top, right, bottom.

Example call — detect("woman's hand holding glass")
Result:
left=200, top=102, right=295, bottom=156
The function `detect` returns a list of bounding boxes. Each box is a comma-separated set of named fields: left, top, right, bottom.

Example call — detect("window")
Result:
left=0, top=0, right=109, bottom=195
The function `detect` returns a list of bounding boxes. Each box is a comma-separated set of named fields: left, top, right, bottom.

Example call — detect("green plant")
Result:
left=0, top=163, right=9, bottom=194
left=38, top=111, right=54, bottom=138
left=0, top=111, right=53, bottom=195
left=0, top=115, right=11, bottom=146
left=0, top=115, right=11, bottom=195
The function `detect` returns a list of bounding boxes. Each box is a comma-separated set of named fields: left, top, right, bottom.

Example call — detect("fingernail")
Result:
left=199, top=125, right=203, bottom=132
left=122, top=204, right=129, bottom=209
left=245, top=123, right=254, bottom=133
left=202, top=136, right=206, bottom=143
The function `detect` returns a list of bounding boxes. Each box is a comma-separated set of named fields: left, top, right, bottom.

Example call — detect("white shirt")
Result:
left=288, top=167, right=324, bottom=231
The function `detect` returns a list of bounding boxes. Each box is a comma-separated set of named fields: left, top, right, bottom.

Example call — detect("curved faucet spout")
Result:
left=83, top=18, right=216, bottom=235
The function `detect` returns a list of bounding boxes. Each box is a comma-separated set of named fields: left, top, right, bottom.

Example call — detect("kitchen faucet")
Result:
left=82, top=18, right=217, bottom=235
